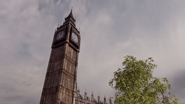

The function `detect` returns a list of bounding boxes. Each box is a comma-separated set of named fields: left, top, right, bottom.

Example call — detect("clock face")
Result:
left=71, top=32, right=78, bottom=43
left=56, top=31, right=65, bottom=40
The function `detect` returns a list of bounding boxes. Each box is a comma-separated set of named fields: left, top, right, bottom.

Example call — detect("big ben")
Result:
left=40, top=10, right=80, bottom=104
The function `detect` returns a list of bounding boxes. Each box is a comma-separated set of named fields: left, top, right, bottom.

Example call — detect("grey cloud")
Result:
left=0, top=79, right=39, bottom=104
left=170, top=70, right=185, bottom=100
left=76, top=0, right=185, bottom=102
left=0, top=0, right=185, bottom=104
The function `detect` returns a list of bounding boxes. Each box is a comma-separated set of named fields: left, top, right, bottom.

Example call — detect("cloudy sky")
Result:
left=0, top=0, right=185, bottom=104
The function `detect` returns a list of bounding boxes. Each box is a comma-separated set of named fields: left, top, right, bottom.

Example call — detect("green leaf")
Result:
left=109, top=55, right=180, bottom=104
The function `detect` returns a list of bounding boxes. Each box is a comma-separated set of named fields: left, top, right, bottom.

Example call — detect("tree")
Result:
left=109, top=55, right=180, bottom=104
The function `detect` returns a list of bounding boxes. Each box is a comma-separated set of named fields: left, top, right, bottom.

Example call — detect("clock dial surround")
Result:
left=56, top=30, right=65, bottom=40
left=71, top=32, right=79, bottom=44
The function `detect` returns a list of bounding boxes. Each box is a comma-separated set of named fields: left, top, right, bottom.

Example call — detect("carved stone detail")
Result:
left=40, top=10, right=80, bottom=104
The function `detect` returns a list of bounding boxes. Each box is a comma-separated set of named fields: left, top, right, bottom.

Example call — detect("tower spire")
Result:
left=67, top=9, right=74, bottom=19
left=63, top=9, right=76, bottom=26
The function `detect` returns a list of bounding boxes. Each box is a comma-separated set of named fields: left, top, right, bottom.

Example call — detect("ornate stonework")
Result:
left=40, top=10, right=80, bottom=104
left=40, top=10, right=112, bottom=104
left=75, top=89, right=113, bottom=104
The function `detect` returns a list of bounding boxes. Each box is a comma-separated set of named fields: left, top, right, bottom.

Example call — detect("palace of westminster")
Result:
left=39, top=10, right=113, bottom=104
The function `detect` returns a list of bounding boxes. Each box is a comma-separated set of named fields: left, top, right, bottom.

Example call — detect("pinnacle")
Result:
left=66, top=9, right=74, bottom=19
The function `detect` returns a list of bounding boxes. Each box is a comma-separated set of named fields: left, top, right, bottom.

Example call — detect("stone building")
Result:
left=40, top=10, right=112, bottom=104
left=75, top=89, right=113, bottom=104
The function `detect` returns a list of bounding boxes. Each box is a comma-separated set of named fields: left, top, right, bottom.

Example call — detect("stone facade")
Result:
left=40, top=10, right=112, bottom=104
left=40, top=10, right=80, bottom=104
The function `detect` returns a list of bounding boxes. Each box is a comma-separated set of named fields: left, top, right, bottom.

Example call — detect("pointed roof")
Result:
left=65, top=9, right=75, bottom=21
left=67, top=9, right=74, bottom=19
left=63, top=9, right=76, bottom=26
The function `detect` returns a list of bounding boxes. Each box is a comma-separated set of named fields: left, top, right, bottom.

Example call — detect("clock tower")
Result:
left=40, top=10, right=80, bottom=104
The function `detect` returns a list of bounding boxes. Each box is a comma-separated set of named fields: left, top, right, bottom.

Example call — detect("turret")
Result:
left=109, top=97, right=113, bottom=104
left=98, top=94, right=100, bottom=103
left=84, top=90, right=87, bottom=100
left=104, top=95, right=107, bottom=104
left=91, top=91, right=94, bottom=101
